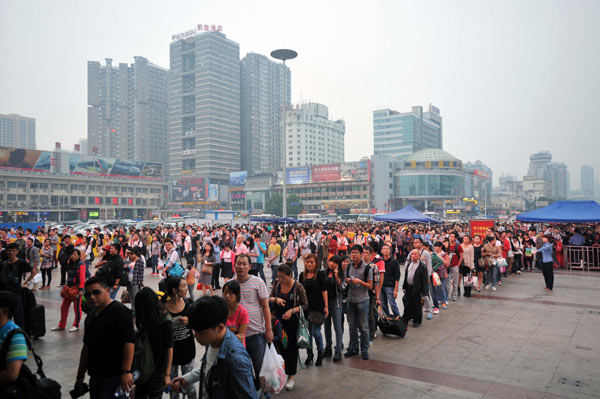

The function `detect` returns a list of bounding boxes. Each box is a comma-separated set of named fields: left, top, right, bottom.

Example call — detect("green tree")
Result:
left=264, top=193, right=303, bottom=217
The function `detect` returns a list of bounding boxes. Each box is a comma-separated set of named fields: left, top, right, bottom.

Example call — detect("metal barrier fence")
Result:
left=565, top=245, right=600, bottom=271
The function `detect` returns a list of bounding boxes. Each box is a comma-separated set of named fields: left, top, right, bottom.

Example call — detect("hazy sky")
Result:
left=1, top=0, right=599, bottom=188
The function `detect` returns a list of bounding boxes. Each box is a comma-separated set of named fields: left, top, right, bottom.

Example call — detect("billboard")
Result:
left=469, top=219, right=495, bottom=238
left=140, top=162, right=163, bottom=178
left=0, top=147, right=45, bottom=171
left=311, top=164, right=341, bottom=183
left=171, top=178, right=207, bottom=202
left=229, top=171, right=247, bottom=188
left=111, top=159, right=146, bottom=177
left=209, top=184, right=219, bottom=202
left=72, top=156, right=114, bottom=175
left=341, top=160, right=370, bottom=182
left=287, top=166, right=311, bottom=185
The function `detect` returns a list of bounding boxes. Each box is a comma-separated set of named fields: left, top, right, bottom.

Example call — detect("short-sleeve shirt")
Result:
left=347, top=262, right=373, bottom=304
left=449, top=244, right=463, bottom=267
left=226, top=304, right=250, bottom=346
left=300, top=270, right=327, bottom=312
left=83, top=301, right=135, bottom=378
left=238, top=276, right=269, bottom=337
left=256, top=242, right=267, bottom=264
left=0, top=320, right=28, bottom=364
left=268, top=244, right=281, bottom=266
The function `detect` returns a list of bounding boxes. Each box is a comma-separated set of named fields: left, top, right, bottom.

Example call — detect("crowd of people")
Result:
left=0, top=220, right=597, bottom=398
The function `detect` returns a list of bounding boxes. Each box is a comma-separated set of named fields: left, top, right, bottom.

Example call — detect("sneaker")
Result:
left=451, top=297, right=457, bottom=301
left=433, top=308, right=440, bottom=314
left=361, top=353, right=369, bottom=360
left=517, top=270, right=521, bottom=275
left=426, top=313, right=433, bottom=320
left=285, top=379, right=295, bottom=391
left=51, top=327, right=64, bottom=331
left=413, top=322, right=421, bottom=328
left=69, top=327, right=79, bottom=332
left=492, top=287, right=497, bottom=291
left=333, top=351, right=342, bottom=362
left=441, top=303, right=447, bottom=309
left=485, top=285, right=490, bottom=290
left=498, top=281, right=502, bottom=286
left=344, top=351, right=358, bottom=358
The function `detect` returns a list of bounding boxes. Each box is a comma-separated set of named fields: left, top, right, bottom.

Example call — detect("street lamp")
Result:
left=271, top=49, right=297, bottom=218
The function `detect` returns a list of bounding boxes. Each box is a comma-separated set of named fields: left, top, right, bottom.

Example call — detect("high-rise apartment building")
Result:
left=240, top=53, right=290, bottom=175
left=87, top=57, right=168, bottom=166
left=286, top=103, right=345, bottom=167
left=168, top=30, right=240, bottom=183
left=526, top=151, right=552, bottom=179
left=548, top=162, right=568, bottom=199
left=373, top=104, right=442, bottom=159
left=581, top=165, right=595, bottom=198
left=0, top=113, right=36, bottom=149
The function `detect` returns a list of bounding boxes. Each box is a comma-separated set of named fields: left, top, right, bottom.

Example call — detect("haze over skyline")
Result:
left=1, top=0, right=599, bottom=188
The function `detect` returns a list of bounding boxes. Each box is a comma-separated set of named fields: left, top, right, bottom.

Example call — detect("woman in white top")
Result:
left=459, top=236, right=474, bottom=297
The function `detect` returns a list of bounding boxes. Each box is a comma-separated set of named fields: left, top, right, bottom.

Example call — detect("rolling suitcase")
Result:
left=377, top=306, right=406, bottom=338
left=28, top=304, right=46, bottom=339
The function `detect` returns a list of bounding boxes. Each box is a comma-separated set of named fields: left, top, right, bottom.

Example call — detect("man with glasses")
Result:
left=74, top=276, right=135, bottom=399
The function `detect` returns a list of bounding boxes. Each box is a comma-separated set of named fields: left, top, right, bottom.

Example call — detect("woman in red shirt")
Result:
left=223, top=280, right=249, bottom=346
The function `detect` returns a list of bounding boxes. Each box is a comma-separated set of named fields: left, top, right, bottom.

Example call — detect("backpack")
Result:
left=133, top=314, right=172, bottom=385
left=344, top=263, right=373, bottom=296
left=309, top=239, right=316, bottom=254
left=33, top=239, right=42, bottom=249
left=0, top=261, right=24, bottom=293
left=0, top=328, right=61, bottom=399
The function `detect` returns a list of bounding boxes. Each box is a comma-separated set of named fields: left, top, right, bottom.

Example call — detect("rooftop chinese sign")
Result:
left=172, top=24, right=223, bottom=41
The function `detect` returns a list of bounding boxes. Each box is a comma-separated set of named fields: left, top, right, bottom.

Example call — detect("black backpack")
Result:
left=309, top=239, right=316, bottom=254
left=0, top=328, right=61, bottom=399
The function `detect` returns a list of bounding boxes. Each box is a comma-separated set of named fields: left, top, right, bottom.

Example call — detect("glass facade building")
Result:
left=373, top=104, right=442, bottom=159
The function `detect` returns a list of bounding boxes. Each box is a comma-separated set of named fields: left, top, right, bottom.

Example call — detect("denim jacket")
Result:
left=182, top=329, right=257, bottom=399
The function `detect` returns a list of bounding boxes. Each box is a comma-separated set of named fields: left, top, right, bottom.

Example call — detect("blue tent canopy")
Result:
left=373, top=205, right=442, bottom=224
left=516, top=201, right=600, bottom=223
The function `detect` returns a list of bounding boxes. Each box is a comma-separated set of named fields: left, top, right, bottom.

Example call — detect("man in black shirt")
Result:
left=96, top=244, right=124, bottom=300
left=74, top=276, right=135, bottom=399
left=380, top=243, right=401, bottom=317
left=58, top=235, right=74, bottom=286
left=0, top=243, right=33, bottom=331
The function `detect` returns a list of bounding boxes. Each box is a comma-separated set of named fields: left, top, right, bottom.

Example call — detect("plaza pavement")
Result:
left=30, top=264, right=600, bottom=399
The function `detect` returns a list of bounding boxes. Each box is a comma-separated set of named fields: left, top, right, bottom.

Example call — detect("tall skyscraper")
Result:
left=87, top=57, right=168, bottom=166
left=373, top=104, right=442, bottom=159
left=548, top=162, right=568, bottom=199
left=527, top=151, right=552, bottom=179
left=0, top=113, right=36, bottom=149
left=286, top=102, right=345, bottom=167
left=240, top=53, right=290, bottom=175
left=168, top=29, right=240, bottom=183
left=581, top=165, right=595, bottom=198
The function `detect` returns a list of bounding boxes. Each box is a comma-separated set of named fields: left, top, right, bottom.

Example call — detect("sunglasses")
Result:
left=84, top=289, right=103, bottom=299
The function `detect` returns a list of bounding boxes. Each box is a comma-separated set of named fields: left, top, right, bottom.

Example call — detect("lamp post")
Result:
left=271, top=49, right=297, bottom=218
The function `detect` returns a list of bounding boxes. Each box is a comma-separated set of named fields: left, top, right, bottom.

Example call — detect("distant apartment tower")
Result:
left=0, top=113, right=36, bottom=149
left=168, top=30, right=240, bottom=183
left=87, top=57, right=168, bottom=166
left=240, top=53, right=290, bottom=175
left=526, top=151, right=552, bottom=179
left=548, top=162, right=568, bottom=199
left=286, top=103, right=345, bottom=167
left=373, top=104, right=442, bottom=159
left=581, top=165, right=595, bottom=198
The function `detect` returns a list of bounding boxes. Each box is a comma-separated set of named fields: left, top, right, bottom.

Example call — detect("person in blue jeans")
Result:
left=324, top=255, right=344, bottom=361
left=299, top=254, right=328, bottom=367
left=343, top=245, right=373, bottom=360
left=380, top=244, right=401, bottom=317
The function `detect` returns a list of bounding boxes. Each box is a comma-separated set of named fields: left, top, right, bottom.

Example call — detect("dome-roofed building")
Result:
left=392, top=149, right=491, bottom=216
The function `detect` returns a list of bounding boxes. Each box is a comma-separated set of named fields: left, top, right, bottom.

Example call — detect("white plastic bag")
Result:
left=259, top=343, right=287, bottom=394
left=157, top=259, right=164, bottom=270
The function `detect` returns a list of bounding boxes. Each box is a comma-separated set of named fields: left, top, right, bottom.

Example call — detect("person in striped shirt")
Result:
left=0, top=290, right=28, bottom=385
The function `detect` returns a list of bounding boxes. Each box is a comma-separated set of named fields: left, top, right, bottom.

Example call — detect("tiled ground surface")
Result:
left=31, top=264, right=600, bottom=398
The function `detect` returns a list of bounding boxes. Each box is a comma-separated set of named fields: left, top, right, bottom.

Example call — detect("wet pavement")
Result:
left=31, top=265, right=600, bottom=398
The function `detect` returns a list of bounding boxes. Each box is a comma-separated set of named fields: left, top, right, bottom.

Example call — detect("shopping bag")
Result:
left=432, top=272, right=441, bottom=287
left=472, top=276, right=479, bottom=287
left=259, top=343, right=288, bottom=394
left=463, top=275, right=473, bottom=287
left=157, top=259, right=164, bottom=270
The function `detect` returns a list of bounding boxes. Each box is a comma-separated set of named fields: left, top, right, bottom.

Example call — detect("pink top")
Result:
left=226, top=304, right=249, bottom=346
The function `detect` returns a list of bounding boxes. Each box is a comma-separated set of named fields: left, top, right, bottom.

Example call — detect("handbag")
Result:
left=463, top=274, right=473, bottom=287
left=60, top=285, right=79, bottom=301
left=295, top=284, right=311, bottom=350
left=201, top=264, right=213, bottom=274
left=497, top=258, right=508, bottom=267
left=119, top=268, right=130, bottom=287
left=432, top=272, right=441, bottom=287
left=307, top=311, right=325, bottom=325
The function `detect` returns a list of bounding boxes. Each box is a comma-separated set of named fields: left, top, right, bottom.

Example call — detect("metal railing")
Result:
left=565, top=245, right=600, bottom=271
